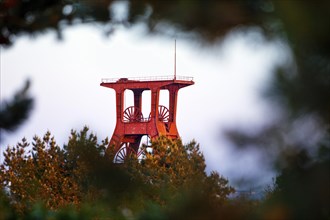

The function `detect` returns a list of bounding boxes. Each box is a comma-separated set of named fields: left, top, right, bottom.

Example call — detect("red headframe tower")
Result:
left=100, top=76, right=194, bottom=162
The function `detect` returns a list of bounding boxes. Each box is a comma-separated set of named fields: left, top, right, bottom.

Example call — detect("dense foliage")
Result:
left=3, top=127, right=326, bottom=219
left=0, top=127, right=237, bottom=219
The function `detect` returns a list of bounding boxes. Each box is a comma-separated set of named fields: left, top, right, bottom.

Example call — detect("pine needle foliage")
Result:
left=0, top=128, right=235, bottom=218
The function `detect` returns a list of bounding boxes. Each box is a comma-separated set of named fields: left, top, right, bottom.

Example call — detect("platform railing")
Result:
left=101, top=75, right=194, bottom=83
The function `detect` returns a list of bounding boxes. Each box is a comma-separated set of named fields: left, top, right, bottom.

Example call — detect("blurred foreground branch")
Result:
left=0, top=79, right=34, bottom=137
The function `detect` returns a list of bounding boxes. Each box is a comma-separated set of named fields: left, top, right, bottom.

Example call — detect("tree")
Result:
left=0, top=133, right=76, bottom=214
left=0, top=127, right=110, bottom=215
left=128, top=136, right=234, bottom=206
left=259, top=142, right=330, bottom=220
left=0, top=80, right=34, bottom=142
left=0, top=0, right=274, bottom=47
left=115, top=136, right=235, bottom=211
left=0, top=127, right=235, bottom=218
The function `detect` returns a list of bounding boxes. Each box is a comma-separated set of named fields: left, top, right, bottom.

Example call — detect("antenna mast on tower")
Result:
left=174, top=39, right=176, bottom=80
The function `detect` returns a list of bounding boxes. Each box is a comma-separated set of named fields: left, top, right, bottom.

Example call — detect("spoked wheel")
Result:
left=114, top=144, right=137, bottom=163
left=114, top=143, right=146, bottom=163
left=158, top=105, right=170, bottom=122
left=123, top=106, right=143, bottom=122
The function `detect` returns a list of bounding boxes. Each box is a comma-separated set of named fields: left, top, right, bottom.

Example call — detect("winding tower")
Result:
left=100, top=75, right=194, bottom=162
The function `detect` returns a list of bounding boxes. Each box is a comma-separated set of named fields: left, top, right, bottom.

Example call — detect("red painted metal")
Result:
left=100, top=75, right=194, bottom=161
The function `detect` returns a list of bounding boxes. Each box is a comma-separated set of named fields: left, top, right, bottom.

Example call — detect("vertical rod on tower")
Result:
left=174, top=39, right=176, bottom=80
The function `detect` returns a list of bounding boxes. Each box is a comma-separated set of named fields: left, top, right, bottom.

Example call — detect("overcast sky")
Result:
left=0, top=23, right=287, bottom=188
